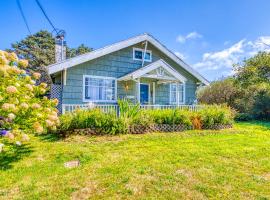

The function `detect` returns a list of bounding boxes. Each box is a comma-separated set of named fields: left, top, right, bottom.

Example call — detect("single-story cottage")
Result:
left=47, top=33, right=209, bottom=112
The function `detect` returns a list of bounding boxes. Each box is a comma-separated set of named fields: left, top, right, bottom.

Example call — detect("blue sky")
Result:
left=1, top=0, right=270, bottom=81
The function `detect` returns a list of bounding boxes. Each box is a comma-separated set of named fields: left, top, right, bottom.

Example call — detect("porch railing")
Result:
left=62, top=104, right=204, bottom=114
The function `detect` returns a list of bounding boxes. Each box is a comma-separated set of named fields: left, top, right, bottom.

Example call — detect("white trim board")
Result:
left=48, top=33, right=209, bottom=85
left=118, top=59, right=186, bottom=83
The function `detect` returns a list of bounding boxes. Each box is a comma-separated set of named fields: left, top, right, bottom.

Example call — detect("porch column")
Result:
left=153, top=82, right=156, bottom=104
left=136, top=78, right=140, bottom=103
left=62, top=68, right=67, bottom=86
left=176, top=82, right=180, bottom=106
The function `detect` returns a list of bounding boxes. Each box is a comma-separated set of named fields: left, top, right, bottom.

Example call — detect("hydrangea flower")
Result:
left=8, top=113, right=16, bottom=121
left=32, top=72, right=41, bottom=80
left=6, top=86, right=18, bottom=94
left=17, top=59, right=28, bottom=68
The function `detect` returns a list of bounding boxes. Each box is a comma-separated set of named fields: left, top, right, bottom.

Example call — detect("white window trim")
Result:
left=169, top=83, right=185, bottom=105
left=133, top=48, right=152, bottom=62
left=83, top=75, right=117, bottom=103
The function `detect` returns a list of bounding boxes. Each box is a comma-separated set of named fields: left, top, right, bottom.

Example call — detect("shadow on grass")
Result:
left=0, top=143, right=33, bottom=170
left=237, top=121, right=270, bottom=131
left=37, top=133, right=62, bottom=142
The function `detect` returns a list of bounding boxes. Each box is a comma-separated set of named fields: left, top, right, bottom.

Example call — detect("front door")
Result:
left=140, top=84, right=149, bottom=104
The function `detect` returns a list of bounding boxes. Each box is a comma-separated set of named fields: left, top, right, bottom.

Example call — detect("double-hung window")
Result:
left=133, top=48, right=152, bottom=62
left=170, top=83, right=185, bottom=104
left=83, top=75, right=116, bottom=102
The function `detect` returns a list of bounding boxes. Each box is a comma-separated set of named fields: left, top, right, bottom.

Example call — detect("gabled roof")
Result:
left=48, top=33, right=209, bottom=85
left=118, top=59, right=186, bottom=83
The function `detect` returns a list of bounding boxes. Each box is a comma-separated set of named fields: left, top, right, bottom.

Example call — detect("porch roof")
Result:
left=118, top=59, right=187, bottom=83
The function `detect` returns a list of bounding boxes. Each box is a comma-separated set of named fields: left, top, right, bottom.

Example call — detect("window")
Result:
left=83, top=75, right=116, bottom=102
left=170, top=83, right=185, bottom=104
left=133, top=48, right=152, bottom=62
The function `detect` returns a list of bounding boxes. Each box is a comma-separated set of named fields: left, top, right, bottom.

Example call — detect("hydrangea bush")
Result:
left=0, top=50, right=59, bottom=150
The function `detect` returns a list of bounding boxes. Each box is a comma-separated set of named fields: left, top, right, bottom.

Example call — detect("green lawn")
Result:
left=0, top=122, right=270, bottom=200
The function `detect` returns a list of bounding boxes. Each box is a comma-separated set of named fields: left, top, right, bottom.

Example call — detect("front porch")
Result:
left=117, top=59, right=187, bottom=105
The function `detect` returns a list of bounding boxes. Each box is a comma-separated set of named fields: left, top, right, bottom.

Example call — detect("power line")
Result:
left=35, top=0, right=65, bottom=39
left=35, top=0, right=57, bottom=32
left=16, top=0, right=31, bottom=35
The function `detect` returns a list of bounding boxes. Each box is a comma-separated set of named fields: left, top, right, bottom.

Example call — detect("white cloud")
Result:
left=176, top=31, right=203, bottom=43
left=174, top=51, right=186, bottom=59
left=193, top=36, right=270, bottom=80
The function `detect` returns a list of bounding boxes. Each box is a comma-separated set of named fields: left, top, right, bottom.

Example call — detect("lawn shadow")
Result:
left=37, top=133, right=62, bottom=142
left=0, top=143, right=34, bottom=170
left=238, top=121, right=270, bottom=131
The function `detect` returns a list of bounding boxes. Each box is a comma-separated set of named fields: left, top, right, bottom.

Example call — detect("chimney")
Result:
left=55, top=39, right=66, bottom=63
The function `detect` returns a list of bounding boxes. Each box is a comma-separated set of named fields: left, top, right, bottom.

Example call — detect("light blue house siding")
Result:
left=59, top=43, right=198, bottom=105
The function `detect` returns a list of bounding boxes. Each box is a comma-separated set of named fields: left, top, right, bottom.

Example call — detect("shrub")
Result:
left=59, top=104, right=234, bottom=135
left=252, top=85, right=270, bottom=120
left=0, top=50, right=59, bottom=142
left=199, top=105, right=234, bottom=129
left=234, top=113, right=253, bottom=121
left=147, top=109, right=192, bottom=129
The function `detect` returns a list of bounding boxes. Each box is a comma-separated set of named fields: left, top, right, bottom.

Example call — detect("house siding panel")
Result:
left=61, top=43, right=198, bottom=105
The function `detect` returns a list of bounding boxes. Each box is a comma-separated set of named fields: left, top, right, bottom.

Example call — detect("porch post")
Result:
left=176, top=82, right=180, bottom=106
left=63, top=68, right=67, bottom=86
left=153, top=82, right=156, bottom=104
left=136, top=78, right=140, bottom=104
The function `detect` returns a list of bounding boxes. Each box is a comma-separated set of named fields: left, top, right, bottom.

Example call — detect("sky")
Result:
left=1, top=0, right=270, bottom=81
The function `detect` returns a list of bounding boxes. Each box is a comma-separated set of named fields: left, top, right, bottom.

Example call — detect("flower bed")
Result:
left=59, top=102, right=234, bottom=136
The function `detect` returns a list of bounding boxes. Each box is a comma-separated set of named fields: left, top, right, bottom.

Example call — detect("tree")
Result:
left=8, top=30, right=55, bottom=84
left=198, top=52, right=270, bottom=120
left=234, top=52, right=270, bottom=87
left=0, top=50, right=59, bottom=148
left=197, top=78, right=240, bottom=108
left=67, top=44, right=93, bottom=58
left=8, top=30, right=92, bottom=84
left=252, top=83, right=270, bottom=120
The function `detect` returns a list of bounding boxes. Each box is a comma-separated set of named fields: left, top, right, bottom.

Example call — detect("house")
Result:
left=47, top=33, right=209, bottom=112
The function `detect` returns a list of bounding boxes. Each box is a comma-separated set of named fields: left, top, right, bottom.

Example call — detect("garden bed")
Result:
left=59, top=103, right=235, bottom=136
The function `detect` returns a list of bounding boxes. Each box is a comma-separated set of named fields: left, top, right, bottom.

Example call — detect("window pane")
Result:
left=170, top=83, right=184, bottom=104
left=85, top=76, right=115, bottom=101
left=135, top=50, right=142, bottom=59
left=144, top=52, right=151, bottom=60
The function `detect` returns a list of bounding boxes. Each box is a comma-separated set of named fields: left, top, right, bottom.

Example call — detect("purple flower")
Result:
left=0, top=130, right=8, bottom=136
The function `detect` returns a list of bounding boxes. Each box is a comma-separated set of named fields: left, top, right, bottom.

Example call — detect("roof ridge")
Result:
left=48, top=33, right=148, bottom=68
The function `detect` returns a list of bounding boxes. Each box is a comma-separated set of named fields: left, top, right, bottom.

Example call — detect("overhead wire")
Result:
left=16, top=0, right=32, bottom=35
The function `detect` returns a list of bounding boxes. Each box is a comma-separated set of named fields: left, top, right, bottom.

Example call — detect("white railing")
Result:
left=62, top=104, right=203, bottom=114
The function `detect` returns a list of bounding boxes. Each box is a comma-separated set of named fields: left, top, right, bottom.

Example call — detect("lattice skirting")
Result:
left=66, top=124, right=232, bottom=135
left=203, top=124, right=233, bottom=130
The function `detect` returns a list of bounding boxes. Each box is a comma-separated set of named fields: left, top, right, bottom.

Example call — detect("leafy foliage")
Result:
left=0, top=50, right=59, bottom=143
left=198, top=105, right=235, bottom=129
left=234, top=52, right=270, bottom=87
left=197, top=78, right=240, bottom=107
left=59, top=103, right=234, bottom=135
left=7, top=30, right=92, bottom=83
left=198, top=52, right=270, bottom=120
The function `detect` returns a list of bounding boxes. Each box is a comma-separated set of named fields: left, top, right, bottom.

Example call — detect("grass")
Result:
left=0, top=121, right=270, bottom=200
